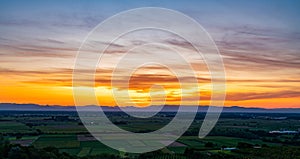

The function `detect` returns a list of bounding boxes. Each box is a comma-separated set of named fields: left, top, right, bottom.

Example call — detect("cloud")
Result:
left=0, top=65, right=207, bottom=90
left=212, top=27, right=300, bottom=78
left=227, top=90, right=300, bottom=101
left=227, top=79, right=300, bottom=83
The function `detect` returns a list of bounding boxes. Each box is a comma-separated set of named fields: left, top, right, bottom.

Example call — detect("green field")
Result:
left=1, top=111, right=299, bottom=158
left=167, top=147, right=186, bottom=154
left=80, top=141, right=119, bottom=155
left=0, top=121, right=35, bottom=133
left=34, top=121, right=88, bottom=133
left=33, top=134, right=80, bottom=149
left=32, top=135, right=119, bottom=156
left=8, top=135, right=39, bottom=141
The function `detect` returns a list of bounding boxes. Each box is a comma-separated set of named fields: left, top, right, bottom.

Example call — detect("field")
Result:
left=33, top=135, right=80, bottom=149
left=0, top=111, right=299, bottom=158
left=0, top=121, right=35, bottom=134
left=30, top=134, right=119, bottom=156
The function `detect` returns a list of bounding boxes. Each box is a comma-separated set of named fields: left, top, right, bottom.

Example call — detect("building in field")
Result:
left=269, top=130, right=298, bottom=134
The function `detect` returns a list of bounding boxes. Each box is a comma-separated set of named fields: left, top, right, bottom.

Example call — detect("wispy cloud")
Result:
left=227, top=90, right=300, bottom=101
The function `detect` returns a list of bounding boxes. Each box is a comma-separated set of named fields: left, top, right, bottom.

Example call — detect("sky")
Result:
left=0, top=0, right=299, bottom=108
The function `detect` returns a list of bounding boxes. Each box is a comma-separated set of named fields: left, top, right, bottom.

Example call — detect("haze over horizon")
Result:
left=0, top=0, right=300, bottom=108
left=1, top=103, right=300, bottom=113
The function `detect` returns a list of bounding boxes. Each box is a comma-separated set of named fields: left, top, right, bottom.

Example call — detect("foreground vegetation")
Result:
left=1, top=138, right=300, bottom=159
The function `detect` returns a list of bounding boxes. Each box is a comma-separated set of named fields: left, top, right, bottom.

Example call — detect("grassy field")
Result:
left=167, top=147, right=186, bottom=154
left=1, top=111, right=299, bottom=158
left=80, top=141, right=119, bottom=155
left=178, top=136, right=281, bottom=149
left=177, top=138, right=205, bottom=148
left=0, top=121, right=35, bottom=133
left=213, top=118, right=300, bottom=131
left=8, top=135, right=39, bottom=141
left=32, top=135, right=119, bottom=156
left=33, top=121, right=88, bottom=133
left=33, top=134, right=80, bottom=149
left=30, top=134, right=188, bottom=156
left=77, top=147, right=92, bottom=157
left=59, top=148, right=81, bottom=155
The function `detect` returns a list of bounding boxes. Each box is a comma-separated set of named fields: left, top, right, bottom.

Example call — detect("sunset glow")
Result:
left=0, top=0, right=299, bottom=108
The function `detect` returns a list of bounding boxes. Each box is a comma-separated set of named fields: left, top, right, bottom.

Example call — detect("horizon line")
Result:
left=0, top=102, right=299, bottom=110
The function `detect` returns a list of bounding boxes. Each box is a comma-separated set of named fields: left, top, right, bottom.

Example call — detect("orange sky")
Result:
left=0, top=60, right=299, bottom=108
left=0, top=1, right=299, bottom=109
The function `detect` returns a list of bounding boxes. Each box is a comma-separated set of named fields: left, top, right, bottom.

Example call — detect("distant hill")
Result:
left=0, top=103, right=299, bottom=113
left=0, top=103, right=76, bottom=111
